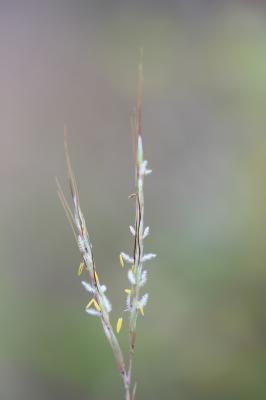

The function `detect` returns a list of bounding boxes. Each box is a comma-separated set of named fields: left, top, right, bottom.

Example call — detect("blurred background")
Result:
left=1, top=0, right=266, bottom=399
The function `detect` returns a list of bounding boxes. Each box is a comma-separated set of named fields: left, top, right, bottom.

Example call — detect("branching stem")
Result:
left=57, top=53, right=155, bottom=400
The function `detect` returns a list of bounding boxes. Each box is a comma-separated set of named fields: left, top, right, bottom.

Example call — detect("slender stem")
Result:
left=124, top=361, right=131, bottom=400
left=126, top=54, right=144, bottom=400
left=125, top=387, right=131, bottom=400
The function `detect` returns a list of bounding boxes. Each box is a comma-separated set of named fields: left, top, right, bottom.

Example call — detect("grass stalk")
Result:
left=57, top=59, right=155, bottom=399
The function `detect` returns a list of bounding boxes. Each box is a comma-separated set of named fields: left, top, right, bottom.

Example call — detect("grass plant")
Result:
left=56, top=60, right=155, bottom=400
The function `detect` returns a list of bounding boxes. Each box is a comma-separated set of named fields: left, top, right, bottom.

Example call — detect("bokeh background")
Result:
left=1, top=0, right=266, bottom=399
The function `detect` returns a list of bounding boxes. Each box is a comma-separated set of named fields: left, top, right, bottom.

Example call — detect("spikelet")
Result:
left=102, top=294, right=112, bottom=313
left=139, top=293, right=149, bottom=308
left=141, top=253, right=156, bottom=263
left=78, top=235, right=86, bottom=253
left=129, top=226, right=136, bottom=236
left=128, top=269, right=136, bottom=285
left=86, top=308, right=101, bottom=316
left=81, top=280, right=95, bottom=293
left=139, top=270, right=147, bottom=287
left=120, top=252, right=134, bottom=264
left=100, top=285, right=107, bottom=293
left=126, top=294, right=131, bottom=311
left=143, top=226, right=150, bottom=239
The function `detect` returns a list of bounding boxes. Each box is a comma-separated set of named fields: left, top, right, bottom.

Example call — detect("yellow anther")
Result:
left=139, top=306, right=144, bottom=316
left=116, top=317, right=123, bottom=333
left=93, top=299, right=101, bottom=312
left=86, top=298, right=101, bottom=312
left=78, top=262, right=85, bottom=276
left=119, top=253, right=124, bottom=267
left=131, top=264, right=136, bottom=273
left=94, top=270, right=99, bottom=285
left=124, top=289, right=131, bottom=295
left=86, top=299, right=94, bottom=309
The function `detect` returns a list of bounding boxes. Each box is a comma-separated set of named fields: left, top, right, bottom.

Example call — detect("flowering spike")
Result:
left=78, top=261, right=85, bottom=276
left=116, top=317, right=123, bottom=333
left=58, top=62, right=154, bottom=399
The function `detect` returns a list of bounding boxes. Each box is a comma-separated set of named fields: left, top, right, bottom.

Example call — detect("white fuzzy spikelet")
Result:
left=81, top=281, right=95, bottom=293
left=141, top=253, right=157, bottom=262
left=126, top=294, right=131, bottom=310
left=121, top=252, right=134, bottom=264
left=139, top=293, right=149, bottom=308
left=78, top=235, right=86, bottom=253
left=83, top=252, right=92, bottom=265
left=102, top=294, right=112, bottom=313
left=140, top=160, right=152, bottom=176
left=143, top=226, right=150, bottom=239
left=139, top=270, right=147, bottom=287
left=129, top=225, right=136, bottom=236
left=86, top=308, right=101, bottom=316
left=100, top=285, right=107, bottom=293
left=128, top=269, right=136, bottom=285
left=140, top=160, right=148, bottom=175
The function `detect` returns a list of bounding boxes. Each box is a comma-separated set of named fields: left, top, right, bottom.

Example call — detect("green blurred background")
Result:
left=1, top=1, right=266, bottom=399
